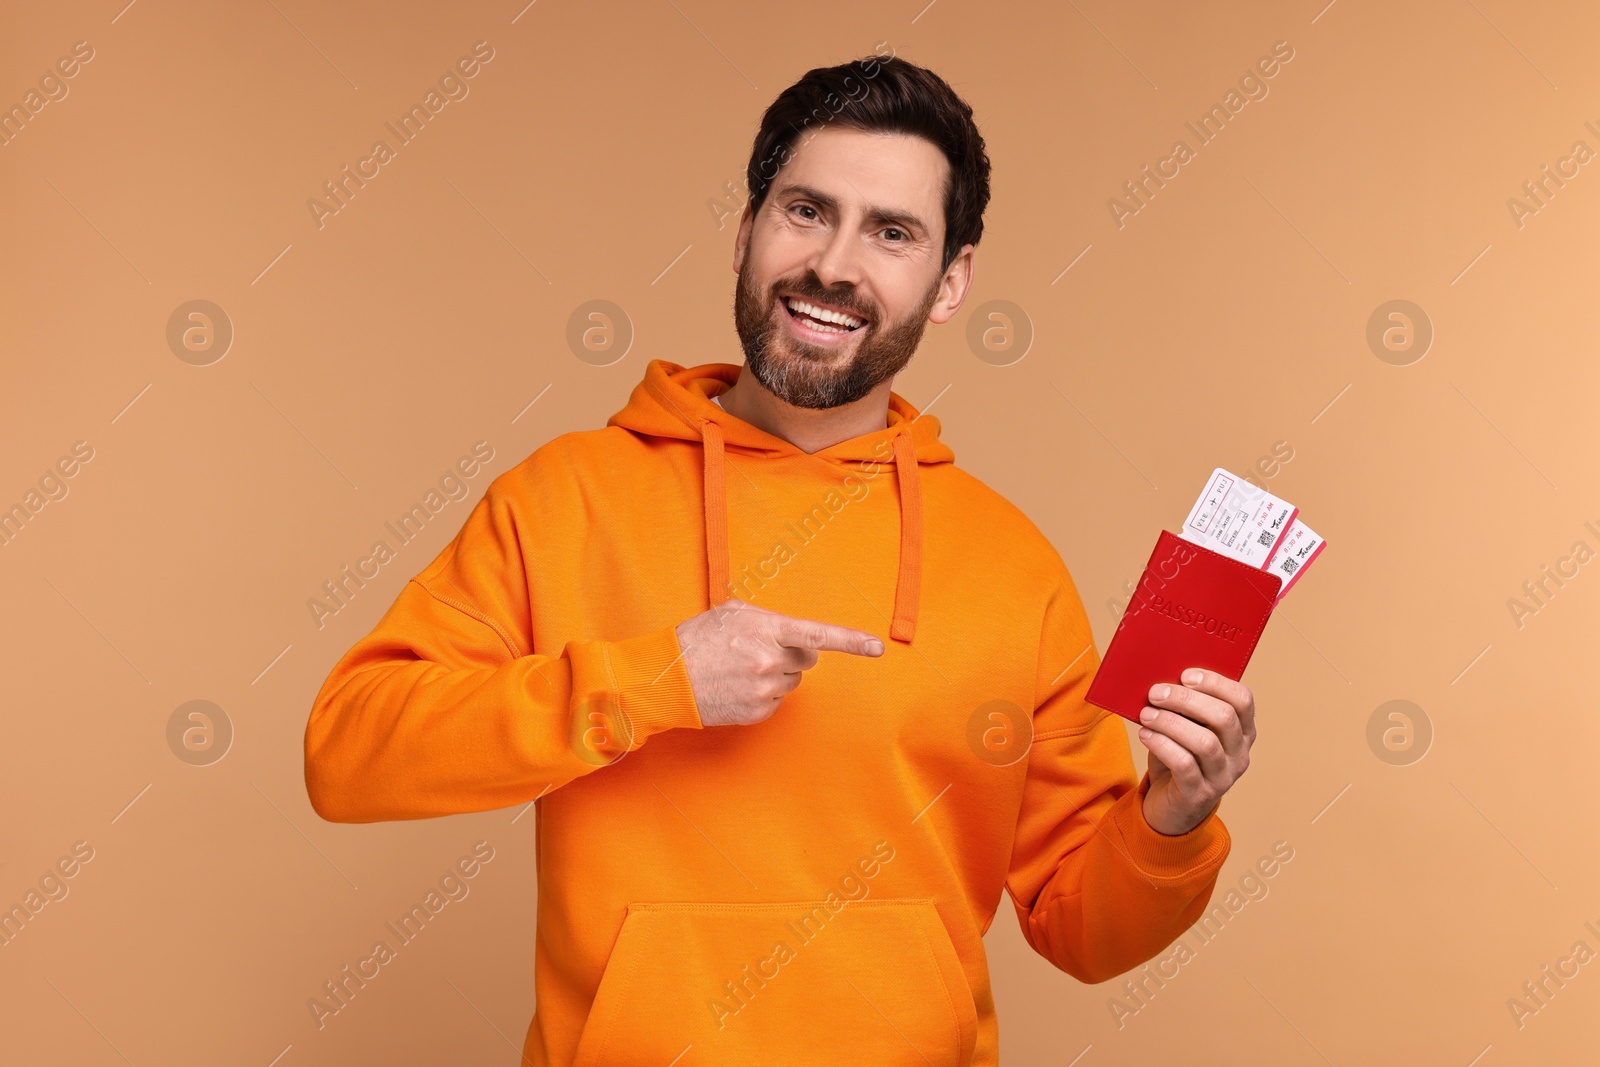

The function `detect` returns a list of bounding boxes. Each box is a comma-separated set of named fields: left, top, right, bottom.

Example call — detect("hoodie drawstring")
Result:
left=701, top=418, right=731, bottom=607
left=888, top=430, right=922, bottom=644
left=698, top=416, right=923, bottom=644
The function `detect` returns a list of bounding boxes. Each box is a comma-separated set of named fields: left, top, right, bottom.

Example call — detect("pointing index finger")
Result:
left=772, top=614, right=885, bottom=657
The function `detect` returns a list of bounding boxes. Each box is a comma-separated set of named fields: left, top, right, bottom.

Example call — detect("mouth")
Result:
left=778, top=294, right=868, bottom=344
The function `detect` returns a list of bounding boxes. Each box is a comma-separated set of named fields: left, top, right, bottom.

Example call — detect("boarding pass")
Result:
left=1178, top=468, right=1297, bottom=568
left=1178, top=467, right=1325, bottom=598
left=1262, top=518, right=1325, bottom=600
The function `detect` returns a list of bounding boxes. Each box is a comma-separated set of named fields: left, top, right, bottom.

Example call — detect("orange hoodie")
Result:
left=304, top=359, right=1230, bottom=1066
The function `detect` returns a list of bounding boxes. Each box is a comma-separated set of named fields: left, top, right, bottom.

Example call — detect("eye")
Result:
left=882, top=227, right=906, bottom=242
left=792, top=204, right=819, bottom=220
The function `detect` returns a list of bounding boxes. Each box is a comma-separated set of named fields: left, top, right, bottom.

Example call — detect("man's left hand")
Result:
left=1136, top=668, right=1256, bottom=836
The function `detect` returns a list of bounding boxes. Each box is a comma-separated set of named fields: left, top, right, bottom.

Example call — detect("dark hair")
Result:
left=743, top=53, right=991, bottom=274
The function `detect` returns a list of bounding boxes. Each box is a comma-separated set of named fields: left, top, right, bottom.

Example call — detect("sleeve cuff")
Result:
left=604, top=623, right=704, bottom=739
left=1103, top=772, right=1231, bottom=880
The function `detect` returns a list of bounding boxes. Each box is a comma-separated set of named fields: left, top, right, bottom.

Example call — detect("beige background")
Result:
left=2, top=0, right=1596, bottom=1063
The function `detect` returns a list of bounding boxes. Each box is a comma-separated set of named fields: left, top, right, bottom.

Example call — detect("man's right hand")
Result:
left=674, top=598, right=885, bottom=727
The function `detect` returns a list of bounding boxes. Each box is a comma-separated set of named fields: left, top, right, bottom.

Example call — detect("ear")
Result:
left=926, top=244, right=976, bottom=326
left=732, top=202, right=755, bottom=275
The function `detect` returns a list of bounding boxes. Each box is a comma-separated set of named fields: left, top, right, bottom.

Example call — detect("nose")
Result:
left=804, top=214, right=867, bottom=295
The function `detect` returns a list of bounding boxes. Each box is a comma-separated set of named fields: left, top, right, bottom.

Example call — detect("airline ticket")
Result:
left=1263, top=518, right=1325, bottom=600
left=1178, top=468, right=1297, bottom=568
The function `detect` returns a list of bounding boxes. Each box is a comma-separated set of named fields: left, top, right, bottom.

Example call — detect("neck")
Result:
left=716, top=366, right=892, bottom=455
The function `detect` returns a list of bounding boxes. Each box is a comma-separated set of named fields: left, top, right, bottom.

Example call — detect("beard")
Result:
left=732, top=258, right=941, bottom=410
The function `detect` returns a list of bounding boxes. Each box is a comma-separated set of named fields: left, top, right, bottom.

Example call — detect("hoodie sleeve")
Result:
left=303, top=474, right=704, bottom=823
left=1004, top=561, right=1230, bottom=984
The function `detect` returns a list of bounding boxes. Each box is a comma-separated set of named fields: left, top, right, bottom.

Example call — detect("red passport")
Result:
left=1086, top=529, right=1282, bottom=724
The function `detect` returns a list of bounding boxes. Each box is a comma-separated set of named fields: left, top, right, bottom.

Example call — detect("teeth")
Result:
left=785, top=297, right=863, bottom=329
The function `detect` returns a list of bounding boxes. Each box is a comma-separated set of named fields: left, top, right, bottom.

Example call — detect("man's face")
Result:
left=732, top=126, right=972, bottom=410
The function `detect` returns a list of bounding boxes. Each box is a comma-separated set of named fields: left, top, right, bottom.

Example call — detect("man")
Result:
left=305, top=54, right=1256, bottom=1066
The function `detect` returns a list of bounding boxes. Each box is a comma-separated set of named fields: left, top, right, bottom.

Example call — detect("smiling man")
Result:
left=305, top=54, right=1255, bottom=1066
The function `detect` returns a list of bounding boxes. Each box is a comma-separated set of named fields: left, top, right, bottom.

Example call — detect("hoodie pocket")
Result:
left=570, top=898, right=977, bottom=1067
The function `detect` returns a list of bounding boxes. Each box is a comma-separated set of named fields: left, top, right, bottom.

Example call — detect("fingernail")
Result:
left=1139, top=706, right=1158, bottom=723
left=866, top=639, right=885, bottom=655
left=1152, top=684, right=1170, bottom=701
left=1183, top=669, right=1204, bottom=686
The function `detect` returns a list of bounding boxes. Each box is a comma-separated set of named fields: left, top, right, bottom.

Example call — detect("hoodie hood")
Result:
left=607, top=359, right=954, bottom=643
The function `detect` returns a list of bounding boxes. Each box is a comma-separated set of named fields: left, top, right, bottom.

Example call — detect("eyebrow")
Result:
left=775, top=182, right=930, bottom=238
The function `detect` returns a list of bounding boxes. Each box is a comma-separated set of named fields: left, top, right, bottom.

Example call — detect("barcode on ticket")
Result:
left=1264, top=518, right=1324, bottom=599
